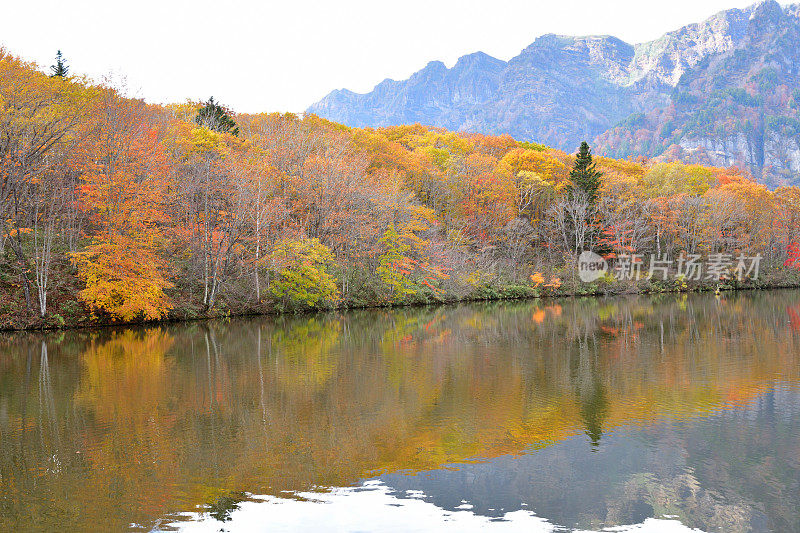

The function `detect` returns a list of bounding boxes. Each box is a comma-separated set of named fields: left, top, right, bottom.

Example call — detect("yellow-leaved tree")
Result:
left=70, top=235, right=173, bottom=321
left=267, top=238, right=340, bottom=309
left=377, top=223, right=418, bottom=302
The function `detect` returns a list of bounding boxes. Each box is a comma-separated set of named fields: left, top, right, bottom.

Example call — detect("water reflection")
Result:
left=1, top=291, right=799, bottom=531
left=378, top=385, right=800, bottom=532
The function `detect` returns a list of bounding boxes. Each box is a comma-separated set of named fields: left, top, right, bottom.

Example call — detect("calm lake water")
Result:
left=2, top=291, right=800, bottom=532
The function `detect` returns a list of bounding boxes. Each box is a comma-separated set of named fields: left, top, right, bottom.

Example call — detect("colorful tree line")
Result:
left=1, top=49, right=799, bottom=327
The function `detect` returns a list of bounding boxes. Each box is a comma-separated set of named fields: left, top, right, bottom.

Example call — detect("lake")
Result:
left=2, top=291, right=799, bottom=532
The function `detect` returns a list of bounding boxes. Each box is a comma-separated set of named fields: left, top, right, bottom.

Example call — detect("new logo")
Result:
left=577, top=251, right=608, bottom=283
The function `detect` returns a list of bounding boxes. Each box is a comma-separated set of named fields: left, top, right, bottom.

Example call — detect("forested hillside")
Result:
left=2, top=48, right=800, bottom=329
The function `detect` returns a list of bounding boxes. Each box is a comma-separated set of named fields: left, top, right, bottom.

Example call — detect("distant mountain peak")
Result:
left=453, top=51, right=505, bottom=70
left=749, top=0, right=783, bottom=15
left=421, top=60, right=446, bottom=71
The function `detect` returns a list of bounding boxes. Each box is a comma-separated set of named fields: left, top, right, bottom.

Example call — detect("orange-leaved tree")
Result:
left=70, top=87, right=173, bottom=321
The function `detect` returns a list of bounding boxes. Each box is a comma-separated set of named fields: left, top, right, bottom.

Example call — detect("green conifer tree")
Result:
left=196, top=97, right=239, bottom=137
left=50, top=50, right=69, bottom=78
left=569, top=141, right=603, bottom=204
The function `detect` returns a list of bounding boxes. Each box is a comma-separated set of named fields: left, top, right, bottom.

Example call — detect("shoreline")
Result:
left=5, top=278, right=799, bottom=334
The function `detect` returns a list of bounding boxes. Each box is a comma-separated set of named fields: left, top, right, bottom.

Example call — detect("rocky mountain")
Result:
left=307, top=1, right=800, bottom=187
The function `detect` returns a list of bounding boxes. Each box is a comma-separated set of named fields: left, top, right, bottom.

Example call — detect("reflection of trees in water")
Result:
left=579, top=374, right=609, bottom=450
left=205, top=491, right=247, bottom=522
left=0, top=291, right=799, bottom=530
left=567, top=330, right=610, bottom=451
left=38, top=340, right=59, bottom=456
left=204, top=327, right=222, bottom=480
left=256, top=327, right=269, bottom=443
left=380, top=390, right=800, bottom=532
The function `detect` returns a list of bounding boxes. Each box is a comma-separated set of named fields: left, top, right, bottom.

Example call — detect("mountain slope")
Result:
left=596, top=0, right=800, bottom=187
left=307, top=1, right=800, bottom=187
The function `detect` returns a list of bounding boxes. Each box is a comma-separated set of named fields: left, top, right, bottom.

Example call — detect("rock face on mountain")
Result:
left=597, top=0, right=800, bottom=188
left=307, top=1, right=800, bottom=187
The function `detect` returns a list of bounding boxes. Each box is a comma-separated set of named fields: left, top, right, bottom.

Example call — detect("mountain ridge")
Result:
left=308, top=0, right=800, bottom=187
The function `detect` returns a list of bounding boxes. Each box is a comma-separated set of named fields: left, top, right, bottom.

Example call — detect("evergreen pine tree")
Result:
left=50, top=50, right=69, bottom=78
left=196, top=97, right=240, bottom=137
left=569, top=141, right=602, bottom=204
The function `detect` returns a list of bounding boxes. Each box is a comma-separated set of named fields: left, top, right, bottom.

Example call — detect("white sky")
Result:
left=1, top=0, right=761, bottom=113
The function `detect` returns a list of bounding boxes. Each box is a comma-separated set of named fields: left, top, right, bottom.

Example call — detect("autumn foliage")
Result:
left=1, top=48, right=800, bottom=327
left=70, top=235, right=173, bottom=321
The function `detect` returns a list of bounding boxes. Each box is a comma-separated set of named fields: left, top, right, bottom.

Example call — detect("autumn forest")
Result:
left=2, top=48, right=800, bottom=329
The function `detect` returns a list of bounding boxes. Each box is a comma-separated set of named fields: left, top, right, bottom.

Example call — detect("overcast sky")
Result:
left=1, top=0, right=761, bottom=113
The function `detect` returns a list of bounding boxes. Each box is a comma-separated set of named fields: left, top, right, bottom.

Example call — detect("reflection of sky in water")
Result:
left=166, top=386, right=800, bottom=532
left=165, top=483, right=698, bottom=533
